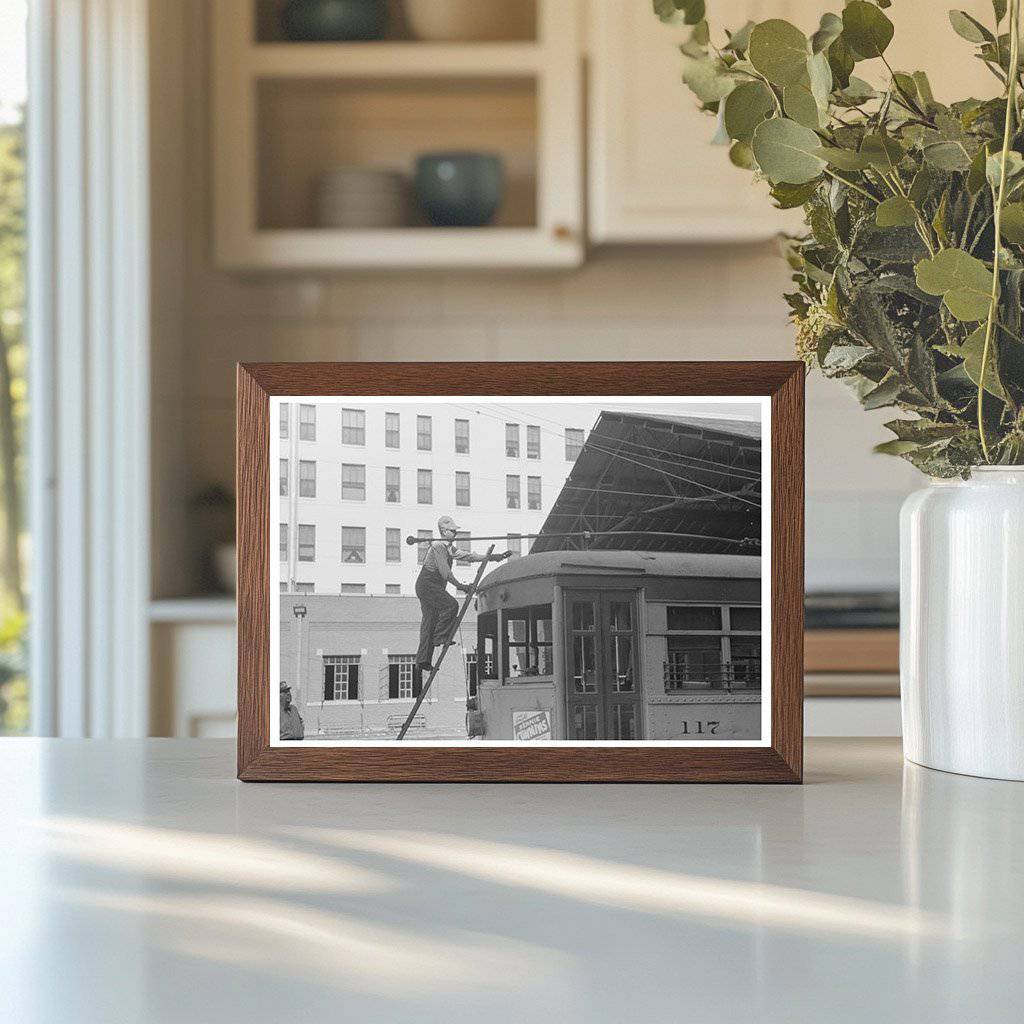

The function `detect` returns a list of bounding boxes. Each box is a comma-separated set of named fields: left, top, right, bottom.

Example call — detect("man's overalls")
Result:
left=415, top=540, right=463, bottom=669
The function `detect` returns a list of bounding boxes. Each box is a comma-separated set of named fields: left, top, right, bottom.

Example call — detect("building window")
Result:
left=299, top=404, right=316, bottom=441
left=341, top=583, right=366, bottom=595
left=342, top=408, right=365, bottom=445
left=295, top=582, right=314, bottom=594
left=455, top=471, right=470, bottom=507
left=280, top=458, right=288, bottom=496
left=385, top=584, right=402, bottom=595
left=385, top=411, right=400, bottom=449
left=323, top=655, right=360, bottom=701
left=280, top=523, right=288, bottom=561
left=565, top=428, right=584, bottom=461
left=664, top=604, right=761, bottom=692
left=507, top=534, right=522, bottom=557
left=527, top=425, right=541, bottom=460
left=297, top=524, right=315, bottom=562
left=341, top=463, right=366, bottom=501
left=417, top=468, right=433, bottom=504
left=504, top=604, right=554, bottom=679
left=506, top=475, right=520, bottom=509
left=454, top=418, right=470, bottom=454
left=505, top=422, right=520, bottom=458
left=417, top=529, right=431, bottom=565
left=465, top=652, right=478, bottom=698
left=388, top=655, right=422, bottom=699
left=386, top=528, right=401, bottom=562
left=527, top=476, right=541, bottom=510
left=342, top=526, right=366, bottom=564
left=417, top=415, right=432, bottom=451
left=280, top=402, right=289, bottom=439
left=385, top=466, right=400, bottom=503
left=299, top=460, right=316, bottom=497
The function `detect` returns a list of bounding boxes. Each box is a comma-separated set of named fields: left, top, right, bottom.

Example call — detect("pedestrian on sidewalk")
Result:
left=416, top=515, right=509, bottom=672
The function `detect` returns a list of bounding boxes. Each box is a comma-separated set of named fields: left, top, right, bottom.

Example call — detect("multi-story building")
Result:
left=278, top=400, right=596, bottom=596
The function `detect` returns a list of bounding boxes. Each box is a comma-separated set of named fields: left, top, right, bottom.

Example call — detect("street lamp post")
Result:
left=293, top=604, right=307, bottom=710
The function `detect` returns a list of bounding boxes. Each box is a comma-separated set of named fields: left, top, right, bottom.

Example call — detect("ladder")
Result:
left=396, top=544, right=496, bottom=741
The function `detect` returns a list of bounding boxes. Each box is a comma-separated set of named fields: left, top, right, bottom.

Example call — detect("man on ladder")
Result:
left=416, top=515, right=510, bottom=673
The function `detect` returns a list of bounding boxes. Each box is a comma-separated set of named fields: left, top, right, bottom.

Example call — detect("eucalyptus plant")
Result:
left=659, top=0, right=1024, bottom=475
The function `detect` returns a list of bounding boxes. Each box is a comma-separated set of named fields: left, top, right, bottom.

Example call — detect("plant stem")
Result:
left=821, top=167, right=879, bottom=203
left=979, top=0, right=1021, bottom=463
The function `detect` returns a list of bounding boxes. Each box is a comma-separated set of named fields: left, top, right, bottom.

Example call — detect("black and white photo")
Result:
left=271, top=396, right=769, bottom=745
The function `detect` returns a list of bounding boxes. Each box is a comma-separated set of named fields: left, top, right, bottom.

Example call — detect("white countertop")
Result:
left=1, top=738, right=1021, bottom=1023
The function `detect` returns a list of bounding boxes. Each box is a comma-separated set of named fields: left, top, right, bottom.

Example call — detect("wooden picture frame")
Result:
left=237, top=362, right=804, bottom=782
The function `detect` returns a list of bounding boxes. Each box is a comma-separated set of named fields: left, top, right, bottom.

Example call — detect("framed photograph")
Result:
left=237, top=362, right=804, bottom=782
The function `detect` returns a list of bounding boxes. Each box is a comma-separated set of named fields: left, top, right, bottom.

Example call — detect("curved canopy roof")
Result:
left=531, top=410, right=762, bottom=556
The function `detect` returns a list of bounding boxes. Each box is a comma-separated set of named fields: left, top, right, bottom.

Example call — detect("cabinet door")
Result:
left=588, top=1, right=812, bottom=243
left=587, top=1, right=999, bottom=244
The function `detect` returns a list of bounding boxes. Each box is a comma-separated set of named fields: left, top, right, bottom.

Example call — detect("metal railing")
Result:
left=664, top=660, right=761, bottom=694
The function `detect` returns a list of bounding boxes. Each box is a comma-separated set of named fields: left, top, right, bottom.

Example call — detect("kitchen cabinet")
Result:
left=211, top=0, right=584, bottom=269
left=587, top=0, right=999, bottom=244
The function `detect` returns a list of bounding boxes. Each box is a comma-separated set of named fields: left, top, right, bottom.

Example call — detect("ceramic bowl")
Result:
left=415, top=152, right=505, bottom=228
left=403, top=0, right=534, bottom=42
left=281, top=0, right=388, bottom=42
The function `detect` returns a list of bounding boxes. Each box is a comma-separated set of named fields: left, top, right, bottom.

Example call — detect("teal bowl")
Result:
left=281, top=0, right=388, bottom=42
left=415, top=152, right=505, bottom=228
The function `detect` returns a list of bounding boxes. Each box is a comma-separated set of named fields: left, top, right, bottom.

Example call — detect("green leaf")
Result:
left=724, top=20, right=755, bottom=53
left=1000, top=202, right=1024, bottom=242
left=923, top=142, right=972, bottom=171
left=909, top=165, right=936, bottom=205
left=915, top=249, right=994, bottom=321
left=967, top=143, right=993, bottom=193
left=783, top=83, right=822, bottom=129
left=810, top=12, right=843, bottom=54
left=842, top=1, right=895, bottom=60
left=860, top=133, right=905, bottom=173
left=770, top=179, right=820, bottom=209
left=814, top=145, right=872, bottom=170
left=827, top=35, right=855, bottom=89
left=752, top=117, right=827, bottom=184
left=723, top=81, right=775, bottom=143
left=994, top=0, right=1008, bottom=24
left=681, top=55, right=737, bottom=103
left=948, top=10, right=993, bottom=44
left=836, top=75, right=877, bottom=105
left=862, top=374, right=902, bottom=409
left=875, top=196, right=918, bottom=228
left=958, top=324, right=1007, bottom=398
left=654, top=0, right=705, bottom=25
left=885, top=419, right=964, bottom=443
left=986, top=150, right=1024, bottom=190
left=874, top=439, right=922, bottom=456
left=807, top=51, right=833, bottom=110
left=728, top=140, right=758, bottom=169
left=748, top=19, right=810, bottom=87
left=912, top=71, right=935, bottom=105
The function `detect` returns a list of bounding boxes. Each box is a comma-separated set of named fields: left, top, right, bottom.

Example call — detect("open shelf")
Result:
left=257, top=76, right=538, bottom=232
left=254, top=0, right=538, bottom=45
left=249, top=42, right=544, bottom=78
left=213, top=0, right=581, bottom=268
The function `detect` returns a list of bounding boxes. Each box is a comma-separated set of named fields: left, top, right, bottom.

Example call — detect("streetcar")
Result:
left=469, top=548, right=763, bottom=742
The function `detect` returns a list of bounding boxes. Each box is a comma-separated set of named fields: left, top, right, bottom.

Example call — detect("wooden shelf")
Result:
left=212, top=0, right=583, bottom=269
left=218, top=226, right=579, bottom=270
left=249, top=42, right=545, bottom=79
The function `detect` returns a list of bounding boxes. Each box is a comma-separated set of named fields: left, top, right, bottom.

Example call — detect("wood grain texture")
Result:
left=236, top=361, right=805, bottom=783
left=805, top=629, right=899, bottom=674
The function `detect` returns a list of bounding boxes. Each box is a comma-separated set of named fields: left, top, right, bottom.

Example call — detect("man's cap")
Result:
left=280, top=681, right=291, bottom=693
left=437, top=515, right=460, bottom=533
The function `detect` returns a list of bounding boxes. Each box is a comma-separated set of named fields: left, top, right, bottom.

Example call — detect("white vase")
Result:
left=900, top=467, right=1024, bottom=781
